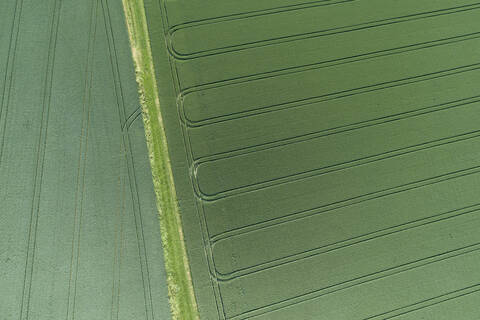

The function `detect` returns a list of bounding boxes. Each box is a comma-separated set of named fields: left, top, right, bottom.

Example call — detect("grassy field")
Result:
left=0, top=0, right=170, bottom=318
left=3, top=0, right=480, bottom=319
left=122, top=1, right=199, bottom=319
left=141, top=0, right=480, bottom=319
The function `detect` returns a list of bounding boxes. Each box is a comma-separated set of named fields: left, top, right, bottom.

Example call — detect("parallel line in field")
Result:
left=193, top=129, right=480, bottom=200
left=126, top=107, right=143, bottom=130
left=365, top=283, right=480, bottom=319
left=212, top=204, right=480, bottom=280
left=128, top=109, right=143, bottom=129
left=228, top=243, right=480, bottom=319
left=102, top=0, right=156, bottom=318
left=109, top=148, right=127, bottom=320
left=165, top=0, right=354, bottom=32
left=199, top=202, right=229, bottom=319
left=210, top=166, right=480, bottom=243
left=179, top=62, right=480, bottom=128
left=0, top=0, right=23, bottom=165
left=122, top=105, right=141, bottom=130
left=168, top=3, right=480, bottom=60
left=65, top=1, right=97, bottom=319
left=20, top=1, right=62, bottom=319
left=178, top=31, right=480, bottom=93
left=192, top=94, right=480, bottom=165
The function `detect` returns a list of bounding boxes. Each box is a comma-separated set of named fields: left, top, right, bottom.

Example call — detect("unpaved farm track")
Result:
left=0, top=1, right=170, bottom=319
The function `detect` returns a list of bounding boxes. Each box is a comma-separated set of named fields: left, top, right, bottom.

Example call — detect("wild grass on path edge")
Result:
left=122, top=1, right=199, bottom=319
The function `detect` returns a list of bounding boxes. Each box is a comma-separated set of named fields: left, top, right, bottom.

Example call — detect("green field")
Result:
left=142, top=0, right=480, bottom=319
left=0, top=0, right=170, bottom=319
left=3, top=0, right=480, bottom=319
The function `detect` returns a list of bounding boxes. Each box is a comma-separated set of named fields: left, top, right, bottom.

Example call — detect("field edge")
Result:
left=121, top=1, right=199, bottom=319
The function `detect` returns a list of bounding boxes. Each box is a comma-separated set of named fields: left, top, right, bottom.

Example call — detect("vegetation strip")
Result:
left=121, top=1, right=199, bottom=319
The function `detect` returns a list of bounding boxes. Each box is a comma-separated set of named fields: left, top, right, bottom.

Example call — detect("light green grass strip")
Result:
left=122, top=1, right=199, bottom=319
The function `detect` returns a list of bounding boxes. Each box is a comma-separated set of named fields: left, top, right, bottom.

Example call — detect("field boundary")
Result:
left=121, top=1, right=199, bottom=319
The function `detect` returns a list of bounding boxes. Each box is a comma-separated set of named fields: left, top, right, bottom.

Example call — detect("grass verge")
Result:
left=122, top=1, right=199, bottom=319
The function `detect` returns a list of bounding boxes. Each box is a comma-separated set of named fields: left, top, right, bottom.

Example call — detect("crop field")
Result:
left=0, top=0, right=170, bottom=319
left=142, top=0, right=480, bottom=319
left=3, top=0, right=480, bottom=319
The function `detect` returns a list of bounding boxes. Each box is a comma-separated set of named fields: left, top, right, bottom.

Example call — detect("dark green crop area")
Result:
left=143, top=0, right=480, bottom=319
left=0, top=0, right=170, bottom=319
